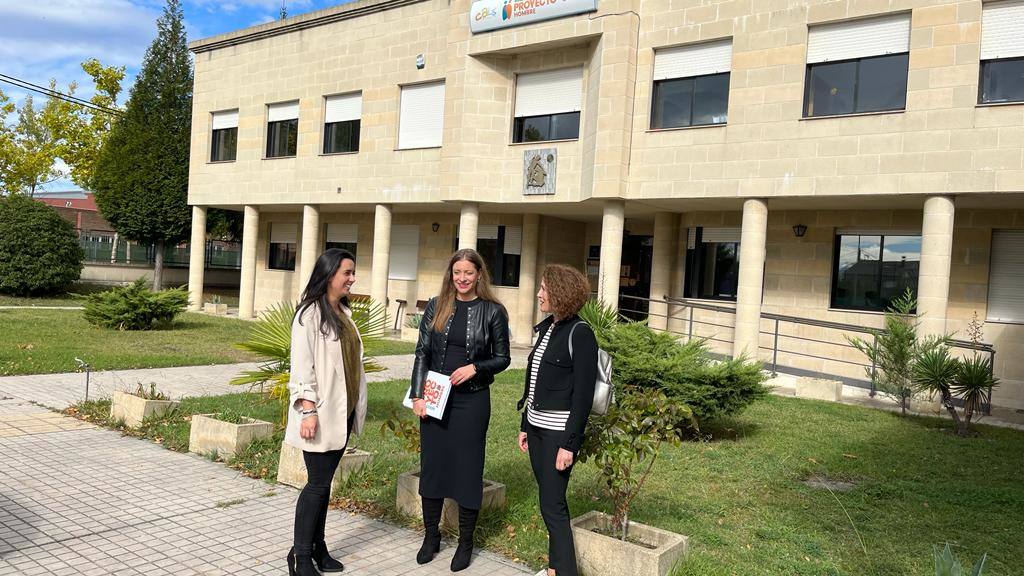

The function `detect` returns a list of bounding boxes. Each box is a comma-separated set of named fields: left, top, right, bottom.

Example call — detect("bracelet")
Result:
left=300, top=408, right=317, bottom=416
left=301, top=411, right=318, bottom=420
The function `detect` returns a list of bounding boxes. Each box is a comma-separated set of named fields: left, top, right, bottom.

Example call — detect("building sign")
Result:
left=523, top=148, right=556, bottom=195
left=470, top=0, right=597, bottom=34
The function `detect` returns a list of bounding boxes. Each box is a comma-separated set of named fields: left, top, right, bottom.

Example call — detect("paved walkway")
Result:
left=0, top=352, right=534, bottom=576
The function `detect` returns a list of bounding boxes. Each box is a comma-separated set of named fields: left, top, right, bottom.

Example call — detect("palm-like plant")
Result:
left=578, top=299, right=623, bottom=344
left=954, top=355, right=997, bottom=429
left=913, top=346, right=963, bottom=432
left=231, top=299, right=389, bottom=424
left=933, top=543, right=986, bottom=576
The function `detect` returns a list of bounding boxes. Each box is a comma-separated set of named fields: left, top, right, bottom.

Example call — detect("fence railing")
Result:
left=77, top=229, right=241, bottom=270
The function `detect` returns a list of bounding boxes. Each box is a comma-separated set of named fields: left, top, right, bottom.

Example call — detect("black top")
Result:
left=441, top=298, right=480, bottom=375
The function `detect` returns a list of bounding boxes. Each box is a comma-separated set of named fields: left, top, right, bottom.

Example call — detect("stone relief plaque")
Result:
left=523, top=148, right=556, bottom=195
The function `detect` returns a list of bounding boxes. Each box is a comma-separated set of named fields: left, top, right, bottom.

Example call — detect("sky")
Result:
left=0, top=0, right=351, bottom=192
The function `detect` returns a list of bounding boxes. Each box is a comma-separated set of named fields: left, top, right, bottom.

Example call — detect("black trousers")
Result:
left=527, top=424, right=578, bottom=576
left=293, top=413, right=353, bottom=554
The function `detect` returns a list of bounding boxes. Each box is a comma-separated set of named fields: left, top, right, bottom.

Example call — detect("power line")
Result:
left=0, top=73, right=123, bottom=117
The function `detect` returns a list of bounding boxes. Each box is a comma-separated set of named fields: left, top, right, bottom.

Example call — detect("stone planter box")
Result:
left=571, top=510, right=688, bottom=576
left=276, top=441, right=373, bottom=490
left=795, top=377, right=843, bottom=402
left=395, top=470, right=506, bottom=530
left=188, top=414, right=274, bottom=459
left=203, top=302, right=229, bottom=315
left=109, top=391, right=179, bottom=428
left=401, top=324, right=420, bottom=342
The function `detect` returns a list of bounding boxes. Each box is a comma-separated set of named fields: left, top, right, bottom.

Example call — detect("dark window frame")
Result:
left=803, top=52, right=909, bottom=118
left=210, top=127, right=237, bottom=162
left=324, top=241, right=358, bottom=257
left=266, top=118, right=298, bottom=158
left=978, top=56, right=1024, bottom=105
left=829, top=232, right=921, bottom=312
left=512, top=111, right=580, bottom=143
left=650, top=71, right=731, bottom=129
left=322, top=119, right=361, bottom=154
left=453, top=225, right=521, bottom=287
left=683, top=227, right=740, bottom=302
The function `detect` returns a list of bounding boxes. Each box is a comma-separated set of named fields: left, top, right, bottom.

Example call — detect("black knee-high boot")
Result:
left=450, top=505, right=478, bottom=572
left=417, top=497, right=444, bottom=564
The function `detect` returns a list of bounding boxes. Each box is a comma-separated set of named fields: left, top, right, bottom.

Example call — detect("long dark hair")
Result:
left=296, top=248, right=355, bottom=340
left=431, top=248, right=503, bottom=333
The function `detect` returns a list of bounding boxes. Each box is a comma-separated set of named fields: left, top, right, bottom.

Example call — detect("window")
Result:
left=324, top=223, right=358, bottom=256
left=398, top=81, right=445, bottom=149
left=804, top=14, right=910, bottom=117
left=266, top=101, right=299, bottom=158
left=323, top=93, right=361, bottom=154
left=651, top=40, right=732, bottom=129
left=457, top=225, right=522, bottom=287
left=512, top=68, right=583, bottom=143
left=831, top=232, right=920, bottom=311
left=986, top=230, right=1024, bottom=322
left=980, top=1, right=1024, bottom=104
left=683, top=228, right=740, bottom=301
left=388, top=224, right=420, bottom=280
left=268, top=222, right=298, bottom=271
left=210, top=110, right=238, bottom=162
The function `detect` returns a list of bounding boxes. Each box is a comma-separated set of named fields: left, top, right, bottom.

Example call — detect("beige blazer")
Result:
left=284, top=304, right=368, bottom=452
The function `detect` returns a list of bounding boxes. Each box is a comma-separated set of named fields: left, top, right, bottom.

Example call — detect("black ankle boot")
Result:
left=286, top=547, right=319, bottom=576
left=450, top=506, right=478, bottom=572
left=313, top=540, right=344, bottom=572
left=418, top=496, right=444, bottom=564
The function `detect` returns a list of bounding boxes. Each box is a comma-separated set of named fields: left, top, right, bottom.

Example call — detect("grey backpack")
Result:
left=568, top=321, right=614, bottom=416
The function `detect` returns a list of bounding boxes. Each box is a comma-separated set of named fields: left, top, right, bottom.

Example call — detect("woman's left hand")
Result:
left=555, top=448, right=574, bottom=471
left=450, top=364, right=477, bottom=386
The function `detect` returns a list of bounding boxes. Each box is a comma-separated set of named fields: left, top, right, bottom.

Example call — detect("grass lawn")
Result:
left=69, top=370, right=1022, bottom=575
left=1, top=309, right=414, bottom=376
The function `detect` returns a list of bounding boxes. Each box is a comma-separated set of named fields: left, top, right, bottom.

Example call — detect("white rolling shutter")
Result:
left=325, top=223, right=358, bottom=244
left=981, top=0, right=1024, bottom=60
left=514, top=67, right=583, bottom=118
left=270, top=222, right=298, bottom=244
left=325, top=93, right=362, bottom=123
left=987, top=229, right=1024, bottom=322
left=389, top=224, right=420, bottom=280
left=398, top=81, right=445, bottom=149
left=478, top=225, right=499, bottom=240
left=268, top=101, right=299, bottom=122
left=504, top=226, right=523, bottom=255
left=653, top=39, right=733, bottom=81
left=807, top=14, right=911, bottom=63
left=688, top=227, right=741, bottom=247
left=212, top=110, right=238, bottom=130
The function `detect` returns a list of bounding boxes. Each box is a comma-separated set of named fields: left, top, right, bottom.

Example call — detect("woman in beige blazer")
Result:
left=284, top=248, right=368, bottom=576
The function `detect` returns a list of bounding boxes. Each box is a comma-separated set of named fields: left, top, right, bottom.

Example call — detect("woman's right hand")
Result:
left=412, top=398, right=427, bottom=419
left=300, top=415, right=318, bottom=439
left=517, top=432, right=528, bottom=453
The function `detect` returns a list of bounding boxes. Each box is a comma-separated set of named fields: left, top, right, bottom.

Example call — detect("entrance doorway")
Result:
left=618, top=234, right=653, bottom=321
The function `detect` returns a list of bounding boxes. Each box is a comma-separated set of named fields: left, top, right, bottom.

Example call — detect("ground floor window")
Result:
left=986, top=229, right=1024, bottom=322
left=324, top=223, right=358, bottom=258
left=268, top=223, right=297, bottom=271
left=684, top=227, right=740, bottom=301
left=831, top=232, right=920, bottom=311
left=456, top=225, right=522, bottom=287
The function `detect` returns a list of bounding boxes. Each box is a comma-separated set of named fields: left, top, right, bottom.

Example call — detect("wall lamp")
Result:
left=431, top=222, right=440, bottom=233
left=792, top=224, right=808, bottom=238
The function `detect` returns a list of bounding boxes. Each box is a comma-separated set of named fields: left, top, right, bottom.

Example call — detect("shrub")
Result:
left=0, top=194, right=84, bottom=295
left=83, top=279, right=188, bottom=330
left=133, top=382, right=169, bottom=400
left=405, top=313, right=422, bottom=329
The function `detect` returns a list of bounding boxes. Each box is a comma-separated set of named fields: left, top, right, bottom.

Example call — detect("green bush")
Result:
left=83, top=279, right=188, bottom=330
left=0, top=194, right=84, bottom=295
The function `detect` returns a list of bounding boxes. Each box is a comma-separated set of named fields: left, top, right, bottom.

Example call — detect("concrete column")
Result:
left=667, top=220, right=688, bottom=335
left=918, top=196, right=955, bottom=337
left=187, top=205, right=207, bottom=311
left=648, top=212, right=678, bottom=331
left=732, top=199, right=768, bottom=360
left=516, top=213, right=540, bottom=345
left=458, top=202, right=479, bottom=250
left=239, top=205, right=260, bottom=319
left=298, top=204, right=321, bottom=294
left=370, top=204, right=392, bottom=308
left=598, top=200, right=625, bottom=309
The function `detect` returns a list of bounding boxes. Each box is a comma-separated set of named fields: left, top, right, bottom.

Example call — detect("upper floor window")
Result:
left=398, top=81, right=445, bottom=150
left=266, top=101, right=299, bottom=158
left=980, top=0, right=1024, bottom=104
left=513, top=67, right=582, bottom=143
left=831, top=231, right=920, bottom=312
left=210, top=110, right=238, bottom=162
left=651, top=39, right=732, bottom=129
left=804, top=14, right=910, bottom=117
left=324, top=223, right=358, bottom=257
left=268, top=222, right=297, bottom=271
left=323, top=93, right=361, bottom=154
left=683, top=227, right=740, bottom=301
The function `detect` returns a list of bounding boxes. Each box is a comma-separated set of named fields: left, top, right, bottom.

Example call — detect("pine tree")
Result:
left=91, top=0, right=192, bottom=290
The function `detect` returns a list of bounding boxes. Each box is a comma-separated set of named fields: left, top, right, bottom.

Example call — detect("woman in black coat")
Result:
left=409, top=248, right=511, bottom=571
left=516, top=264, right=597, bottom=576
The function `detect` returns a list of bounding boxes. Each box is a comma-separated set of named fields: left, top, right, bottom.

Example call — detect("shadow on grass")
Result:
left=697, top=416, right=762, bottom=442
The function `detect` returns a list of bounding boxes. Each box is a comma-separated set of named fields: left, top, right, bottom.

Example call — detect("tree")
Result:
left=0, top=88, right=67, bottom=196
left=91, top=0, right=192, bottom=290
left=58, top=59, right=126, bottom=188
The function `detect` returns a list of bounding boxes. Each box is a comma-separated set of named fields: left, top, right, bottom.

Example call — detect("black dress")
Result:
left=419, top=298, right=491, bottom=510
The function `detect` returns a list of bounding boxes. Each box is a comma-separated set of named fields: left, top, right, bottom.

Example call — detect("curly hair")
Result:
left=541, top=264, right=590, bottom=318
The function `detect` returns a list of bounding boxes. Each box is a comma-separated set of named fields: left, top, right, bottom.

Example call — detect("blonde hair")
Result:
left=432, top=249, right=504, bottom=332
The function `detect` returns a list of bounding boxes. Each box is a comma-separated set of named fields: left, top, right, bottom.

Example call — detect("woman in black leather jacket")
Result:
left=408, top=248, right=511, bottom=571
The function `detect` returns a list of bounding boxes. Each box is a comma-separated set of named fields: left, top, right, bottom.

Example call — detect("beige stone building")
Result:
left=187, top=0, right=1024, bottom=414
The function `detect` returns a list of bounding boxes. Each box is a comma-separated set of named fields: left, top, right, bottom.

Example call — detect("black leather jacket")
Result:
left=410, top=297, right=511, bottom=398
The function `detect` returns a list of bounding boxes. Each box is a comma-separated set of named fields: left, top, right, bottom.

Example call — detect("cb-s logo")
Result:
left=474, top=6, right=497, bottom=20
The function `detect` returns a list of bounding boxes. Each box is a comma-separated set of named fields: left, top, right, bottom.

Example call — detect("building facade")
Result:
left=187, top=0, right=1024, bottom=414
